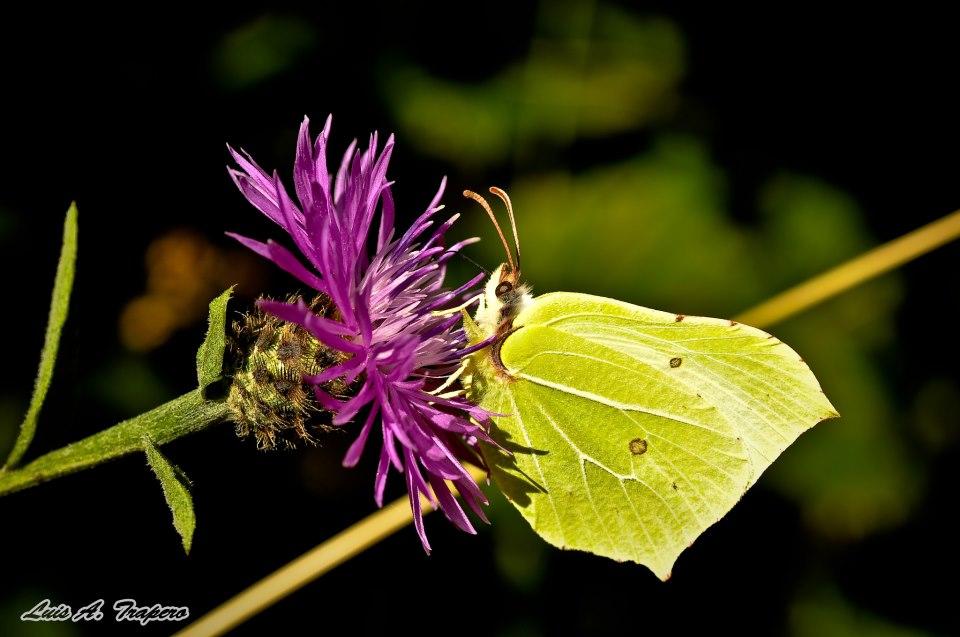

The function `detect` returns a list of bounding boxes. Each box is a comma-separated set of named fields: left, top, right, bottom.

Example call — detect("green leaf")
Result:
left=196, top=287, right=234, bottom=389
left=3, top=203, right=78, bottom=470
left=472, top=292, right=837, bottom=580
left=0, top=390, right=228, bottom=498
left=143, top=435, right=196, bottom=553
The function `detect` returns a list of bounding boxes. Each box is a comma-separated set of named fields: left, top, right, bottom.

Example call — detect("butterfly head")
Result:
left=464, top=187, right=532, bottom=336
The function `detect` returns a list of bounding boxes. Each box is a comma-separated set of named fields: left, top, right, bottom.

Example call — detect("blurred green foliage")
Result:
left=791, top=587, right=930, bottom=637
left=384, top=6, right=683, bottom=168
left=87, top=356, right=171, bottom=416
left=758, top=178, right=916, bottom=540
left=911, top=378, right=960, bottom=452
left=0, top=591, right=80, bottom=637
left=485, top=138, right=761, bottom=315
left=489, top=489, right=548, bottom=593
left=213, top=15, right=317, bottom=89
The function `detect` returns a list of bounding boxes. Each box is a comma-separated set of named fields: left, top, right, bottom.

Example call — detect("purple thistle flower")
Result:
left=226, top=115, right=496, bottom=551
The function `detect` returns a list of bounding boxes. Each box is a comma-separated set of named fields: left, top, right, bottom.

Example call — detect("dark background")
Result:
left=1, top=2, right=958, bottom=635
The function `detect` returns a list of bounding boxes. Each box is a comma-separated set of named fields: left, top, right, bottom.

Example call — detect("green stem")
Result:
left=0, top=389, right=229, bottom=497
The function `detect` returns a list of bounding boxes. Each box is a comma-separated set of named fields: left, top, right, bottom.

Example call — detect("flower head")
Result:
left=227, top=116, right=495, bottom=550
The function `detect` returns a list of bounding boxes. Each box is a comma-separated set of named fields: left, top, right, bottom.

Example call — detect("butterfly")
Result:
left=460, top=187, right=838, bottom=580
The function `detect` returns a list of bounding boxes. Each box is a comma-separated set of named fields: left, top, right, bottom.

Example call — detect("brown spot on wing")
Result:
left=670, top=357, right=682, bottom=368
left=675, top=314, right=685, bottom=322
left=629, top=438, right=648, bottom=455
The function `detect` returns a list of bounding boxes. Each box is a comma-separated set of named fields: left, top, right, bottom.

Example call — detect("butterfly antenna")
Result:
left=457, top=250, right=490, bottom=275
left=489, top=186, right=520, bottom=272
left=463, top=190, right=516, bottom=272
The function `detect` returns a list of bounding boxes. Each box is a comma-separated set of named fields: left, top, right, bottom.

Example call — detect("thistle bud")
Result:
left=226, top=295, right=351, bottom=450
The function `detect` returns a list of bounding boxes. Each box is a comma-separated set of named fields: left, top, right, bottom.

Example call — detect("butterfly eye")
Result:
left=495, top=281, right=513, bottom=298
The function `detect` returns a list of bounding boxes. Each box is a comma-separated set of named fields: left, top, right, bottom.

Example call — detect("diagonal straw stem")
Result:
left=736, top=209, right=960, bottom=327
left=176, top=207, right=960, bottom=637
left=175, top=465, right=487, bottom=637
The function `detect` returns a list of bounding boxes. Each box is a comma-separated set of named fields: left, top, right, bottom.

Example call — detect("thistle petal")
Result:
left=228, top=117, right=491, bottom=549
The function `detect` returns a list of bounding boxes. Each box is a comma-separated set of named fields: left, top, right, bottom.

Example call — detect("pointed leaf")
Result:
left=143, top=435, right=196, bottom=553
left=196, top=287, right=234, bottom=388
left=3, top=204, right=78, bottom=469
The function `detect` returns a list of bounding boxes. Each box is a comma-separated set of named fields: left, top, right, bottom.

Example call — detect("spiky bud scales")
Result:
left=227, top=295, right=351, bottom=450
